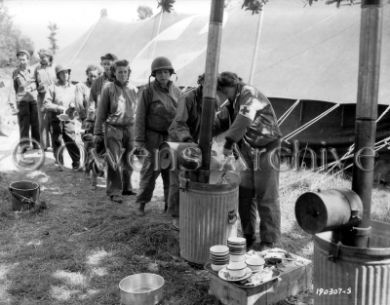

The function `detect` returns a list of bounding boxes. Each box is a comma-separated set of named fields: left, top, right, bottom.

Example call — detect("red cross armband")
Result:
left=239, top=98, right=266, bottom=121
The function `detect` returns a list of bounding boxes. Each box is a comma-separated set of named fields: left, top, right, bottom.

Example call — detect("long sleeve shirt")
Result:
left=168, top=86, right=203, bottom=143
left=34, top=64, right=56, bottom=95
left=75, top=81, right=92, bottom=121
left=88, top=73, right=114, bottom=120
left=43, top=82, right=77, bottom=113
left=94, top=81, right=138, bottom=135
left=12, top=66, right=37, bottom=103
left=135, top=81, right=181, bottom=144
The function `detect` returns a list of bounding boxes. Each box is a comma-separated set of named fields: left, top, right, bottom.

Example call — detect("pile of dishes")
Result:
left=227, top=237, right=246, bottom=262
left=209, top=237, right=274, bottom=283
left=209, top=245, right=230, bottom=271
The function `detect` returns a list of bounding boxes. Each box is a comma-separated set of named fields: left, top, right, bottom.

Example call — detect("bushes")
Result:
left=0, top=1, right=35, bottom=67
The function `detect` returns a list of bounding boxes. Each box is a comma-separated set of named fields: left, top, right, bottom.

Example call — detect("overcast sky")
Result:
left=5, top=0, right=211, bottom=50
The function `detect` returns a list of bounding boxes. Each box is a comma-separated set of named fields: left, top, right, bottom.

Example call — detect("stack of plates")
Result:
left=227, top=237, right=246, bottom=255
left=209, top=245, right=229, bottom=270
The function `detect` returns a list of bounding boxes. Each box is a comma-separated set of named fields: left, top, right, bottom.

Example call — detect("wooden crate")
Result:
left=208, top=255, right=312, bottom=305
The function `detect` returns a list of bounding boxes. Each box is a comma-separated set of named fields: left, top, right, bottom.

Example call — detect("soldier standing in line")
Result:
left=94, top=60, right=137, bottom=203
left=134, top=57, right=182, bottom=216
left=87, top=53, right=117, bottom=130
left=75, top=64, right=101, bottom=128
left=12, top=49, right=40, bottom=151
left=34, top=49, right=56, bottom=151
left=214, top=72, right=282, bottom=251
left=44, top=65, right=80, bottom=170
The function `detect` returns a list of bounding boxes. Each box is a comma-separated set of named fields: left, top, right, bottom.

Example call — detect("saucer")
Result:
left=57, top=113, right=70, bottom=121
left=218, top=267, right=252, bottom=282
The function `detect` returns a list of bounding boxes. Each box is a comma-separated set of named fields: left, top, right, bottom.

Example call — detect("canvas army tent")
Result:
left=56, top=0, right=390, bottom=105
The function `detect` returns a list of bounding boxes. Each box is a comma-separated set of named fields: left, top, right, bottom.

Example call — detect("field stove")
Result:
left=295, top=1, right=390, bottom=304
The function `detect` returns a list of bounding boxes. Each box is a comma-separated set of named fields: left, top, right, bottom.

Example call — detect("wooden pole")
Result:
left=198, top=0, right=225, bottom=183
left=350, top=0, right=383, bottom=247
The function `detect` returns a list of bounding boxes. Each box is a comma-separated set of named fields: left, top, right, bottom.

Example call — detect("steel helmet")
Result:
left=151, top=56, right=174, bottom=76
left=55, top=65, right=71, bottom=75
left=38, top=49, right=53, bottom=59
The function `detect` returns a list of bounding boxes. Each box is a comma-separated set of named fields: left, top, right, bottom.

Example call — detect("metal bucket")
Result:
left=8, top=180, right=40, bottom=211
left=159, top=142, right=201, bottom=171
left=119, top=273, right=164, bottom=305
left=179, top=176, right=239, bottom=264
left=313, top=220, right=390, bottom=305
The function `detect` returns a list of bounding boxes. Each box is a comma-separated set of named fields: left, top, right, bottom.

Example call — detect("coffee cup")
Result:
left=246, top=256, right=265, bottom=272
left=226, top=261, right=246, bottom=278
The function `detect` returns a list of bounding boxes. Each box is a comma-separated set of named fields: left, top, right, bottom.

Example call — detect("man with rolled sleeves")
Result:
left=12, top=49, right=40, bottom=150
left=214, top=71, right=282, bottom=250
left=34, top=49, right=56, bottom=150
left=94, top=59, right=137, bottom=203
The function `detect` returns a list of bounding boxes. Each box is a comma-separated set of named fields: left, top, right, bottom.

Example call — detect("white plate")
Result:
left=218, top=267, right=252, bottom=282
left=57, top=113, right=70, bottom=121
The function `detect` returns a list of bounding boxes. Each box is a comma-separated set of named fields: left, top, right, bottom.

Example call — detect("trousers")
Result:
left=104, top=124, right=134, bottom=196
left=238, top=140, right=281, bottom=245
left=50, top=114, right=80, bottom=167
left=37, top=93, right=51, bottom=149
left=17, top=101, right=40, bottom=147
left=135, top=130, right=169, bottom=208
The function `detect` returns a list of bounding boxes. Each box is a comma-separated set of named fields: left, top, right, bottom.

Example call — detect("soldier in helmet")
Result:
left=214, top=71, right=282, bottom=251
left=44, top=65, right=81, bottom=170
left=134, top=56, right=182, bottom=216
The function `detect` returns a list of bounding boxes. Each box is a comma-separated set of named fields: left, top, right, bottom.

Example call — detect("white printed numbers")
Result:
left=316, top=288, right=352, bottom=296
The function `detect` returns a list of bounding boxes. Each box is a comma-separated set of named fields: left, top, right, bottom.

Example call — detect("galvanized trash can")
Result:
left=313, top=220, right=390, bottom=305
left=179, top=176, right=239, bottom=265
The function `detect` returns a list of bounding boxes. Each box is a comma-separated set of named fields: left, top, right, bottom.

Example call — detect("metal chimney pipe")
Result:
left=198, top=0, right=225, bottom=183
left=350, top=0, right=383, bottom=247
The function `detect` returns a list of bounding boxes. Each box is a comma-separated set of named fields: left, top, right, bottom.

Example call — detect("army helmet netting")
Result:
left=151, top=57, right=175, bottom=77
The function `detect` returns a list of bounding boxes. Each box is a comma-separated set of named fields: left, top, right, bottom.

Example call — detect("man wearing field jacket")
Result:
left=214, top=71, right=282, bottom=251
left=167, top=74, right=205, bottom=220
left=134, top=56, right=181, bottom=216
left=12, top=49, right=40, bottom=149
left=94, top=59, right=137, bottom=203
left=87, top=53, right=117, bottom=130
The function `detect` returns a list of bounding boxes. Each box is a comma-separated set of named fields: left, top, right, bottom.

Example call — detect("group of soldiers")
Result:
left=12, top=49, right=282, bottom=251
